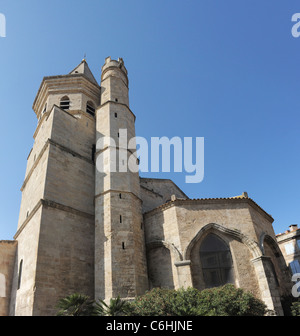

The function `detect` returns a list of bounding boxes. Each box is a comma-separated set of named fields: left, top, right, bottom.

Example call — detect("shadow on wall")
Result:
left=147, top=246, right=174, bottom=289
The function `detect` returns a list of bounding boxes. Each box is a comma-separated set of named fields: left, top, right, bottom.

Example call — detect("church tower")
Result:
left=94, top=57, right=148, bottom=300
left=10, top=59, right=100, bottom=315
left=0, top=56, right=291, bottom=316
left=8, top=56, right=148, bottom=315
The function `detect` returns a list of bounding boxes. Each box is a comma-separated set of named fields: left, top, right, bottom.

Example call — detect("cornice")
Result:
left=14, top=199, right=94, bottom=240
left=33, top=74, right=101, bottom=118
left=97, top=100, right=136, bottom=121
left=144, top=197, right=273, bottom=222
left=21, top=136, right=94, bottom=192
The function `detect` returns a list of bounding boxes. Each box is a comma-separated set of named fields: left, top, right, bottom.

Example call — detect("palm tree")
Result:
left=56, top=293, right=94, bottom=316
left=94, top=296, right=129, bottom=316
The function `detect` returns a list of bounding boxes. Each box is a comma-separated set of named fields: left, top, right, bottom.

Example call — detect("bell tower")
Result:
left=10, top=59, right=100, bottom=315
left=94, top=57, right=148, bottom=300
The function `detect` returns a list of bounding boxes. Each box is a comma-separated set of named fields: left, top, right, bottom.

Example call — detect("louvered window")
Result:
left=60, top=96, right=70, bottom=110
left=86, top=101, right=95, bottom=116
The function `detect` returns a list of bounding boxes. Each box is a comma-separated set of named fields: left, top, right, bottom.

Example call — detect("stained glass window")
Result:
left=200, top=234, right=234, bottom=288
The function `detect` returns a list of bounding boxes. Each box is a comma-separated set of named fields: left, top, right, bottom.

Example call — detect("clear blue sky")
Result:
left=0, top=0, right=299, bottom=239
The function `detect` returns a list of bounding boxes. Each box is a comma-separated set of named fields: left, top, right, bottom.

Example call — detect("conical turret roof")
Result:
left=69, top=59, right=98, bottom=86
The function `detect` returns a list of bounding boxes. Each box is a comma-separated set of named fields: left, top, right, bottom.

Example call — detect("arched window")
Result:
left=86, top=101, right=95, bottom=116
left=60, top=96, right=70, bottom=110
left=200, top=234, right=234, bottom=288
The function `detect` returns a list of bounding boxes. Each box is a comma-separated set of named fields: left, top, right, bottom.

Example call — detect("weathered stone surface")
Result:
left=0, top=241, right=17, bottom=316
left=0, top=58, right=291, bottom=316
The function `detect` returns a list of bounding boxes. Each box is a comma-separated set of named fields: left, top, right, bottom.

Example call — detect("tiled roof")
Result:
left=144, top=195, right=273, bottom=221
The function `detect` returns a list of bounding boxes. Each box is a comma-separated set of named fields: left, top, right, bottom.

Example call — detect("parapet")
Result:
left=101, top=56, right=128, bottom=85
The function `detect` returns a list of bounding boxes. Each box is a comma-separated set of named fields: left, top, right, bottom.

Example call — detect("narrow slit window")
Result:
left=86, top=101, right=95, bottom=116
left=119, top=193, right=122, bottom=199
left=17, top=259, right=23, bottom=290
left=92, top=145, right=96, bottom=163
left=42, top=103, right=47, bottom=114
left=60, top=96, right=70, bottom=110
left=115, top=113, right=118, bottom=118
left=120, top=215, right=122, bottom=223
left=122, top=242, right=125, bottom=249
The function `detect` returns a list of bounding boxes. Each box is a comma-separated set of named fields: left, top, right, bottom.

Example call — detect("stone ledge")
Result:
left=144, top=197, right=273, bottom=223
left=21, top=138, right=94, bottom=192
left=95, top=189, right=142, bottom=203
left=14, top=199, right=94, bottom=239
left=97, top=100, right=136, bottom=121
left=174, top=260, right=191, bottom=267
left=0, top=240, right=17, bottom=245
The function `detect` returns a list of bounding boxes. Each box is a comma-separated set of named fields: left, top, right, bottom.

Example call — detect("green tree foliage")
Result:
left=126, top=288, right=175, bottom=316
left=195, top=284, right=267, bottom=316
left=291, top=300, right=300, bottom=316
left=56, top=285, right=268, bottom=316
left=127, top=284, right=267, bottom=316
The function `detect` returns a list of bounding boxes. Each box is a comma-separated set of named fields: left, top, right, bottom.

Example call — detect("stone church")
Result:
left=0, top=57, right=292, bottom=316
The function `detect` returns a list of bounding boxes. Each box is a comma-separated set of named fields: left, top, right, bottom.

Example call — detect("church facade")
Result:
left=0, top=57, right=292, bottom=316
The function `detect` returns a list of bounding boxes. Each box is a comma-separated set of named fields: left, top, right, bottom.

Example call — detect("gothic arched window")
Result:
left=200, top=234, right=234, bottom=288
left=60, top=96, right=70, bottom=110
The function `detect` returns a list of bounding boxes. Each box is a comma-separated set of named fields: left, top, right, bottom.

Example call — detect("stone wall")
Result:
left=32, top=204, right=94, bottom=315
left=144, top=197, right=286, bottom=314
left=10, top=207, right=42, bottom=315
left=0, top=241, right=17, bottom=316
left=140, top=178, right=188, bottom=213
